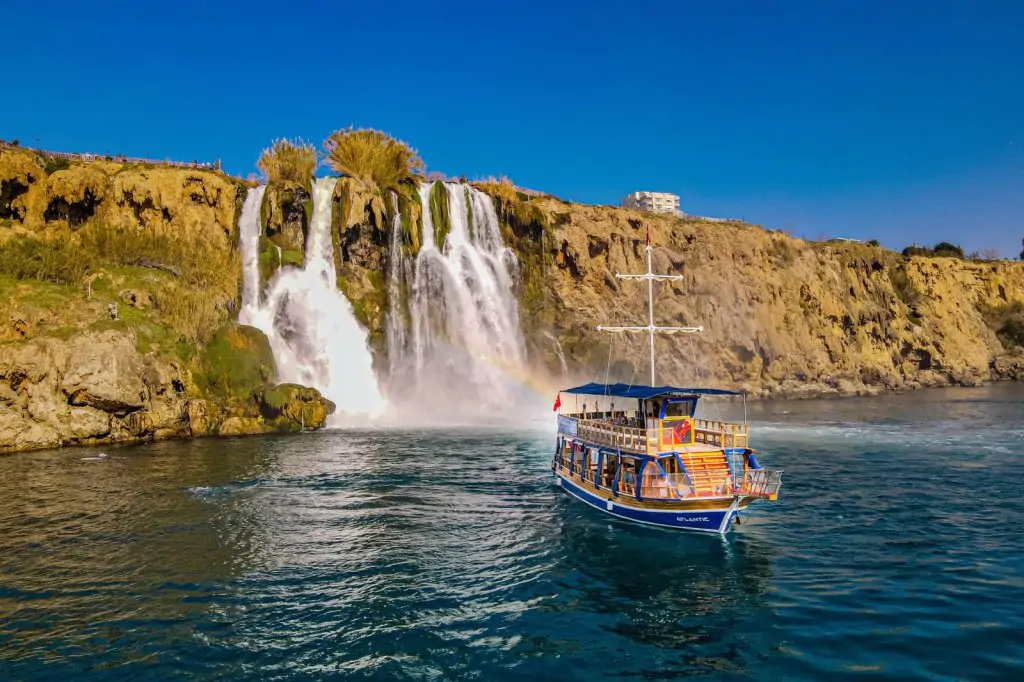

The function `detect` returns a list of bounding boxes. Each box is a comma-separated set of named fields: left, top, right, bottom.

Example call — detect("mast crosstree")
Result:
left=597, top=227, right=702, bottom=385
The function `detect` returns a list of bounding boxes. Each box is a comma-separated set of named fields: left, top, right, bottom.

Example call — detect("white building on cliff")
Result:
left=621, top=191, right=680, bottom=214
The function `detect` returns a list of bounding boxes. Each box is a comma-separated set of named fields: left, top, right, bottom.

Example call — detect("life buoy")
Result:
left=672, top=420, right=691, bottom=444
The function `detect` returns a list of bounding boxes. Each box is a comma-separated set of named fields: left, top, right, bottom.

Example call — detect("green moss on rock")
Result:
left=196, top=323, right=276, bottom=398
left=256, top=383, right=335, bottom=430
left=261, top=182, right=309, bottom=253
left=429, top=181, right=451, bottom=247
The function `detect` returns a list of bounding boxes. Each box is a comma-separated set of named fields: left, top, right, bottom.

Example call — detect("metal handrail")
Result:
left=742, top=468, right=783, bottom=499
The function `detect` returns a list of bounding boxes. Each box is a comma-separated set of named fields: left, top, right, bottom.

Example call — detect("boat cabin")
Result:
left=554, top=383, right=778, bottom=502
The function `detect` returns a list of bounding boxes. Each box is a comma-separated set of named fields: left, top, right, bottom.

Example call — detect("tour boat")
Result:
left=551, top=229, right=782, bottom=534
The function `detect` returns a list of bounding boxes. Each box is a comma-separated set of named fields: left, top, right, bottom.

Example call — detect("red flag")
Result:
left=552, top=393, right=562, bottom=412
left=645, top=224, right=650, bottom=247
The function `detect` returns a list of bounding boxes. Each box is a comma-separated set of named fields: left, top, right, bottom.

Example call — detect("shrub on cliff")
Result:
left=257, top=138, right=318, bottom=188
left=901, top=241, right=965, bottom=259
left=322, top=127, right=423, bottom=192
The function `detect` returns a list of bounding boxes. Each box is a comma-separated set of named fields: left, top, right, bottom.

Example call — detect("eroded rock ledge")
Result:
left=0, top=328, right=334, bottom=455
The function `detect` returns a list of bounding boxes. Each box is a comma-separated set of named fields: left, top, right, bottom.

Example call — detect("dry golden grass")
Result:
left=0, top=223, right=239, bottom=344
left=322, top=127, right=423, bottom=191
left=257, top=138, right=318, bottom=186
left=475, top=175, right=519, bottom=205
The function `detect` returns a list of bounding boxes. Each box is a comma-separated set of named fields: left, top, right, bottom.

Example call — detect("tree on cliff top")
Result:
left=257, top=138, right=318, bottom=187
left=322, top=127, right=423, bottom=191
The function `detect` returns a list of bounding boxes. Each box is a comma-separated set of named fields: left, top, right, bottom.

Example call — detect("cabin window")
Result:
left=665, top=399, right=696, bottom=418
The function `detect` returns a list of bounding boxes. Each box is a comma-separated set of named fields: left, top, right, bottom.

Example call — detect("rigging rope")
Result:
left=603, top=336, right=613, bottom=392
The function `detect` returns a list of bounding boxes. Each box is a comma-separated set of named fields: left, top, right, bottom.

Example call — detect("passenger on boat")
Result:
left=621, top=467, right=637, bottom=494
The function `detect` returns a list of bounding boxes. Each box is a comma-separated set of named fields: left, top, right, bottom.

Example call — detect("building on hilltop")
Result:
left=621, top=191, right=681, bottom=214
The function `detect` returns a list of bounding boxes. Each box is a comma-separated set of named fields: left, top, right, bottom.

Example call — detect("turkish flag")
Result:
left=553, top=393, right=562, bottom=412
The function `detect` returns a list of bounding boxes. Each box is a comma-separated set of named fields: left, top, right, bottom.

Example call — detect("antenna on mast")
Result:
left=597, top=225, right=702, bottom=386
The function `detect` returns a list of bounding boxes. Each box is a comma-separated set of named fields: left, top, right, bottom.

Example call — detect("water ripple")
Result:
left=1, top=386, right=1023, bottom=680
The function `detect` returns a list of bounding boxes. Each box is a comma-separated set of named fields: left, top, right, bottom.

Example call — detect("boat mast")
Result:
left=597, top=225, right=703, bottom=386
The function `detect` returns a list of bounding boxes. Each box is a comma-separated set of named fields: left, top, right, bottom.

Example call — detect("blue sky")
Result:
left=4, top=0, right=1022, bottom=256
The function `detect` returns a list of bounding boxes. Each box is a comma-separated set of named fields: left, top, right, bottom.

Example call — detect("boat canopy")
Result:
left=560, top=382, right=741, bottom=399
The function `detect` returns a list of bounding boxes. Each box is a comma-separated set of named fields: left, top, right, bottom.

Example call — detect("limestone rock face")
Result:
left=516, top=198, right=1024, bottom=397
left=308, top=178, right=1024, bottom=399
left=0, top=325, right=337, bottom=454
left=0, top=146, right=245, bottom=247
left=261, top=182, right=309, bottom=253
left=217, top=416, right=263, bottom=437
left=991, top=354, right=1024, bottom=381
left=0, top=330, right=190, bottom=453
left=61, top=333, right=146, bottom=415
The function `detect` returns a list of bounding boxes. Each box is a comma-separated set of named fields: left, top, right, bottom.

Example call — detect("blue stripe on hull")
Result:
left=556, top=473, right=731, bottom=533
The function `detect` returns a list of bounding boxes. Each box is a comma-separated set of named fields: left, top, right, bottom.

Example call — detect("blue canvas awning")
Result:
left=560, top=382, right=741, bottom=399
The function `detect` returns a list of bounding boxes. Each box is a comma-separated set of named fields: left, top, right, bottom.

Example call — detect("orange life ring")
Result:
left=673, top=420, right=691, bottom=443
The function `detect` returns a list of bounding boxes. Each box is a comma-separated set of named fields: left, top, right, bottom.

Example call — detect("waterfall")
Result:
left=544, top=331, right=569, bottom=378
left=384, top=193, right=408, bottom=382
left=238, top=185, right=266, bottom=313
left=387, top=182, right=531, bottom=422
left=238, top=179, right=385, bottom=419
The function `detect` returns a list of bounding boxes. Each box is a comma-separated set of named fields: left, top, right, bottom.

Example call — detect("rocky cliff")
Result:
left=522, top=197, right=1024, bottom=397
left=310, top=178, right=1024, bottom=399
left=0, top=148, right=335, bottom=454
left=3, top=143, right=1023, bottom=454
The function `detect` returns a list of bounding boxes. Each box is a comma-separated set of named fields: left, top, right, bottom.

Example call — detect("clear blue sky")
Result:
left=4, top=0, right=1022, bottom=257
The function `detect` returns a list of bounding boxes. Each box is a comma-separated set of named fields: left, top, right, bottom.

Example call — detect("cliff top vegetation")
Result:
left=257, top=138, right=318, bottom=189
left=322, top=127, right=423, bottom=192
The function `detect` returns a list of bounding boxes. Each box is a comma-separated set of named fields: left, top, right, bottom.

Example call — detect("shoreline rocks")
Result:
left=0, top=328, right=335, bottom=455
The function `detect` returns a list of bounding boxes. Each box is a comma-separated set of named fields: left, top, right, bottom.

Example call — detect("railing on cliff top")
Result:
left=0, top=141, right=221, bottom=171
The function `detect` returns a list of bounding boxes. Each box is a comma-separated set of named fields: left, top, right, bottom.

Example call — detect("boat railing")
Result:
left=576, top=419, right=650, bottom=453
left=693, top=418, right=749, bottom=448
left=656, top=472, right=733, bottom=499
left=569, top=418, right=750, bottom=454
left=741, top=468, right=783, bottom=500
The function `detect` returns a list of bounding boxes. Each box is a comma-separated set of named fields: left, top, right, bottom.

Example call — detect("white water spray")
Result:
left=544, top=331, right=569, bottom=379
left=384, top=193, right=408, bottom=382
left=238, top=185, right=266, bottom=312
left=239, top=179, right=384, bottom=419
left=387, top=182, right=534, bottom=422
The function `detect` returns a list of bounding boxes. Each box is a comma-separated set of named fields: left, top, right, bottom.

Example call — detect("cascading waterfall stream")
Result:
left=386, top=182, right=533, bottom=422
left=239, top=178, right=384, bottom=420
left=238, top=185, right=266, bottom=313
left=384, top=193, right=408, bottom=382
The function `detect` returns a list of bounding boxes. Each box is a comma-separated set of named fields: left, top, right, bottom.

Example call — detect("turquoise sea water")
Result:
left=1, top=385, right=1022, bottom=680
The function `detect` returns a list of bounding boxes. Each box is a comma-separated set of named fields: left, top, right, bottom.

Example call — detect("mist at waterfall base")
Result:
left=385, top=182, right=541, bottom=425
left=238, top=179, right=549, bottom=427
left=239, top=178, right=385, bottom=421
